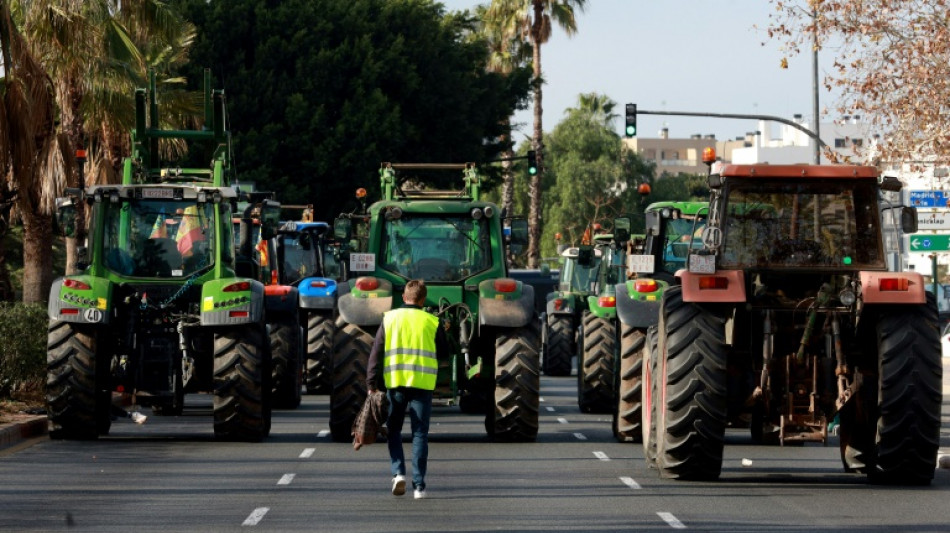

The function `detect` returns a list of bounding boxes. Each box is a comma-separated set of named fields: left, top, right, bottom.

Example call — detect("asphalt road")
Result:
left=2, top=373, right=950, bottom=532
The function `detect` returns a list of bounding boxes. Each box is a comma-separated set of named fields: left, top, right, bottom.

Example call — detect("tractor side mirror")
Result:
left=901, top=206, right=918, bottom=234
left=613, top=216, right=631, bottom=243
left=508, top=218, right=528, bottom=246
left=54, top=197, right=77, bottom=238
left=259, top=199, right=281, bottom=240
left=577, top=245, right=594, bottom=267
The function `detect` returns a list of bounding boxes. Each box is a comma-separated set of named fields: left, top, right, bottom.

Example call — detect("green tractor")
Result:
left=46, top=71, right=278, bottom=442
left=612, top=201, right=708, bottom=443
left=330, top=163, right=538, bottom=442
left=541, top=231, right=627, bottom=414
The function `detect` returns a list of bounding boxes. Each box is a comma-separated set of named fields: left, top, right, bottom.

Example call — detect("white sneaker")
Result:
left=391, top=475, right=406, bottom=496
left=130, top=412, right=147, bottom=425
left=413, top=488, right=426, bottom=500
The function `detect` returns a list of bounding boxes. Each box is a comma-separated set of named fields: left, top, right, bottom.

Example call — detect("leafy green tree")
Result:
left=487, top=0, right=587, bottom=268
left=176, top=0, right=530, bottom=221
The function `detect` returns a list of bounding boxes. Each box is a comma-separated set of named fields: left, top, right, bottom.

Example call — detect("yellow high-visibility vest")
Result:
left=382, top=307, right=439, bottom=390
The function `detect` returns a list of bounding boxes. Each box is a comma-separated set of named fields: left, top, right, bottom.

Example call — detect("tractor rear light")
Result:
left=270, top=270, right=279, bottom=285
left=553, top=298, right=565, bottom=311
left=878, top=277, right=909, bottom=291
left=698, top=276, right=729, bottom=290
left=224, top=281, right=251, bottom=292
left=598, top=296, right=617, bottom=308
left=635, top=279, right=658, bottom=293
left=310, top=280, right=328, bottom=288
left=228, top=310, right=249, bottom=318
left=265, top=285, right=292, bottom=297
left=494, top=279, right=517, bottom=293
left=355, top=277, right=379, bottom=291
left=59, top=308, right=80, bottom=315
left=63, top=279, right=91, bottom=290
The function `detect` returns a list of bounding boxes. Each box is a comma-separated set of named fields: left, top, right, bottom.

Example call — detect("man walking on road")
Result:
left=367, top=279, right=447, bottom=500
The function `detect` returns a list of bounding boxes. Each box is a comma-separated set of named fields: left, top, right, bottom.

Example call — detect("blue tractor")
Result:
left=276, top=207, right=344, bottom=394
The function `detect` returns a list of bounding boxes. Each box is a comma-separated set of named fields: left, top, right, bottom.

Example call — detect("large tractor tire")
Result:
left=655, top=286, right=728, bottom=481
left=642, top=326, right=659, bottom=466
left=866, top=299, right=942, bottom=484
left=305, top=312, right=335, bottom=394
left=489, top=325, right=540, bottom=442
left=270, top=312, right=302, bottom=409
left=613, top=324, right=645, bottom=442
left=577, top=311, right=617, bottom=414
left=213, top=324, right=271, bottom=442
left=329, top=318, right=372, bottom=442
left=542, top=315, right=574, bottom=377
left=46, top=320, right=109, bottom=440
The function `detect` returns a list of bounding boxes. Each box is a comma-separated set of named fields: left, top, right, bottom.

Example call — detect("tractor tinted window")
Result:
left=721, top=179, right=883, bottom=269
left=381, top=215, right=491, bottom=281
left=104, top=199, right=215, bottom=277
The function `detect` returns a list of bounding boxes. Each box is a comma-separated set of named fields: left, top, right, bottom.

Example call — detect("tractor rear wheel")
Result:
left=867, top=298, right=942, bottom=485
left=305, top=312, right=335, bottom=394
left=613, top=324, right=644, bottom=442
left=489, top=325, right=540, bottom=442
left=329, top=318, right=372, bottom=442
left=46, top=320, right=108, bottom=440
left=213, top=323, right=271, bottom=442
left=655, top=286, right=728, bottom=480
left=542, top=315, right=573, bottom=376
left=577, top=311, right=616, bottom=414
left=641, top=326, right=659, bottom=466
left=270, top=312, right=302, bottom=409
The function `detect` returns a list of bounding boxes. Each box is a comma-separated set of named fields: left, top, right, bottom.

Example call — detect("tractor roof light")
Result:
left=471, top=208, right=484, bottom=220
left=702, top=147, right=717, bottom=164
left=839, top=288, right=857, bottom=306
left=483, top=206, right=495, bottom=218
left=356, top=188, right=367, bottom=199
left=385, top=207, right=403, bottom=220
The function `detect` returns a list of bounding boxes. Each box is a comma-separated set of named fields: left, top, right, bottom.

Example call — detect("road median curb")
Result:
left=0, top=416, right=47, bottom=450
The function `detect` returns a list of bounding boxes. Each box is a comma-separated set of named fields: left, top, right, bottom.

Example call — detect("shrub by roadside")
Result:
left=0, top=302, right=46, bottom=413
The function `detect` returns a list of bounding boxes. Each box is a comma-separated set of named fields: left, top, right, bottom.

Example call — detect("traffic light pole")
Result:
left=634, top=109, right=828, bottom=151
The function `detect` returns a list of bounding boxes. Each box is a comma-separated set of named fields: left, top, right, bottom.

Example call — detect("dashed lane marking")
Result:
left=573, top=433, right=587, bottom=440
left=593, top=451, right=610, bottom=461
left=619, top=476, right=641, bottom=489
left=299, top=448, right=315, bottom=459
left=277, top=474, right=295, bottom=485
left=242, top=507, right=269, bottom=526
left=317, top=429, right=330, bottom=438
left=658, top=512, right=686, bottom=529
left=546, top=406, right=556, bottom=412
left=557, top=417, right=568, bottom=424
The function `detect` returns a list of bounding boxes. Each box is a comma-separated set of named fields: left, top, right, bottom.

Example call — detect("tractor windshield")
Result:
left=381, top=214, right=491, bottom=281
left=560, top=254, right=602, bottom=293
left=661, top=217, right=706, bottom=274
left=103, top=199, right=216, bottom=277
left=720, top=179, right=884, bottom=269
left=278, top=233, right=318, bottom=285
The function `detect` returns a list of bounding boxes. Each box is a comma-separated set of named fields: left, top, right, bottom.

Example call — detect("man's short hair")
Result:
left=403, top=279, right=427, bottom=305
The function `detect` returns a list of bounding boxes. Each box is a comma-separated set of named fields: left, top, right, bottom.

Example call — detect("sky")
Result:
left=439, top=0, right=841, bottom=146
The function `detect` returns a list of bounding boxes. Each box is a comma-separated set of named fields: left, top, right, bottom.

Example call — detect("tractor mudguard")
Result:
left=298, top=276, right=337, bottom=310
left=47, top=275, right=113, bottom=325
left=479, top=282, right=535, bottom=328
left=264, top=285, right=299, bottom=314
left=679, top=270, right=747, bottom=303
left=859, top=271, right=927, bottom=304
left=200, top=278, right=266, bottom=325
left=586, top=294, right=618, bottom=320
left=545, top=292, right=576, bottom=317
left=336, top=278, right=394, bottom=327
left=615, top=283, right=661, bottom=328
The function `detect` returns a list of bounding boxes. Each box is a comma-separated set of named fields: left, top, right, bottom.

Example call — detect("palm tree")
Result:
left=575, top=92, right=619, bottom=129
left=487, top=0, right=587, bottom=268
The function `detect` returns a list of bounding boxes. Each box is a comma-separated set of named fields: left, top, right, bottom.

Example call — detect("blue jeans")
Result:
left=386, top=387, right=433, bottom=490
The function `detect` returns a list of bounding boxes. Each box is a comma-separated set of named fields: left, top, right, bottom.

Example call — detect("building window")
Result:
left=834, top=138, right=847, bottom=148
left=852, top=138, right=863, bottom=148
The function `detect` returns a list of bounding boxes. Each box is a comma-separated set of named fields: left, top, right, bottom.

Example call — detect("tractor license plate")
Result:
left=627, top=254, right=654, bottom=274
left=142, top=188, right=175, bottom=199
left=688, top=254, right=716, bottom=274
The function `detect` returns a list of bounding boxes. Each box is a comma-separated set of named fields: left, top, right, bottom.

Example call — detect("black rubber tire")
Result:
left=613, top=323, right=645, bottom=442
left=329, top=318, right=372, bottom=442
left=866, top=297, right=942, bottom=485
left=489, top=325, right=540, bottom=442
left=655, top=286, right=728, bottom=481
left=642, top=326, right=659, bottom=466
left=543, top=315, right=574, bottom=376
left=270, top=312, right=303, bottom=409
left=46, top=320, right=106, bottom=440
left=213, top=323, right=271, bottom=442
left=305, top=312, right=335, bottom=394
left=577, top=311, right=617, bottom=414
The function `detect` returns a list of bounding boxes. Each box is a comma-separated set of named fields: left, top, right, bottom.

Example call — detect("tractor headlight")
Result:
left=839, top=289, right=856, bottom=306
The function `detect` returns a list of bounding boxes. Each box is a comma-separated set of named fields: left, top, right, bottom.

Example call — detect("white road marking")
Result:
left=593, top=451, right=610, bottom=461
left=540, top=397, right=546, bottom=402
left=557, top=417, right=568, bottom=424
left=619, top=476, right=641, bottom=489
left=299, top=448, right=315, bottom=458
left=545, top=406, right=556, bottom=412
left=573, top=432, right=587, bottom=440
left=242, top=507, right=269, bottom=526
left=317, top=429, right=330, bottom=438
left=658, top=512, right=686, bottom=529
left=277, top=474, right=295, bottom=485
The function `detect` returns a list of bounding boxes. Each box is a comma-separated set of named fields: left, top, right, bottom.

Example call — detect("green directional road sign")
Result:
left=909, top=234, right=950, bottom=252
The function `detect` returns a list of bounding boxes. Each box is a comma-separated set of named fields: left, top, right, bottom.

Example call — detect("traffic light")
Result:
left=625, top=103, right=637, bottom=137
left=527, top=150, right=538, bottom=175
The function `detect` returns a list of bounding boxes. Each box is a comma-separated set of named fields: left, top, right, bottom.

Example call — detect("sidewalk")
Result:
left=0, top=415, right=46, bottom=451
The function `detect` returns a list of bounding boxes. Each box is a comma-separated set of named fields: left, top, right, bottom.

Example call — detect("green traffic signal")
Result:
left=625, top=124, right=636, bottom=137
left=527, top=150, right=538, bottom=175
left=625, top=103, right=637, bottom=138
